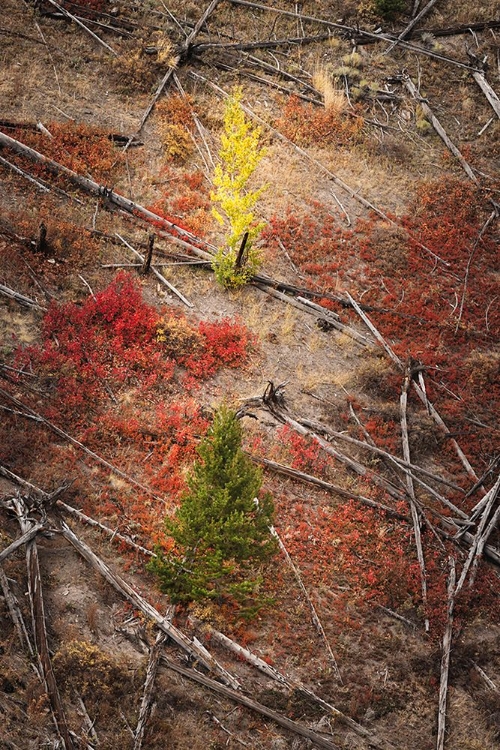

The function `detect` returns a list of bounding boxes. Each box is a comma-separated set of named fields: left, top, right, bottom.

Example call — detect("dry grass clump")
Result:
left=312, top=65, right=347, bottom=116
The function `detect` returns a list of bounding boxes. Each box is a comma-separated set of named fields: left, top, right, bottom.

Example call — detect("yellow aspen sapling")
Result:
left=211, top=88, right=267, bottom=288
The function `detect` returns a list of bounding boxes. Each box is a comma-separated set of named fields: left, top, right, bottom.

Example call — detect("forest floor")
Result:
left=1, top=1, right=500, bottom=749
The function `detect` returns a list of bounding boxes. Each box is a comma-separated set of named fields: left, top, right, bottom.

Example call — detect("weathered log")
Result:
left=253, top=284, right=370, bottom=345
left=346, top=293, right=483, bottom=485
left=56, top=499, right=156, bottom=557
left=193, top=32, right=333, bottom=53
left=255, top=397, right=407, bottom=501
left=133, top=632, right=167, bottom=750
left=0, top=522, right=44, bottom=563
left=0, top=130, right=216, bottom=256
left=128, top=0, right=222, bottom=142
left=44, top=0, right=117, bottom=55
left=0, top=282, right=46, bottom=310
left=297, top=416, right=464, bottom=494
left=404, top=76, right=478, bottom=182
left=472, top=71, right=500, bottom=120
left=0, top=388, right=167, bottom=503
left=13, top=497, right=76, bottom=749
left=0, top=565, right=35, bottom=655
left=248, top=454, right=408, bottom=519
left=271, top=526, right=342, bottom=681
left=60, top=521, right=240, bottom=689
left=141, top=233, right=155, bottom=275
left=227, top=0, right=481, bottom=71
left=116, top=233, right=193, bottom=307
left=385, top=0, right=441, bottom=52
left=454, top=474, right=500, bottom=596
left=437, top=559, right=456, bottom=750
left=192, top=618, right=394, bottom=749
left=0, top=153, right=51, bottom=192
left=160, top=655, right=341, bottom=750
left=400, top=367, right=429, bottom=630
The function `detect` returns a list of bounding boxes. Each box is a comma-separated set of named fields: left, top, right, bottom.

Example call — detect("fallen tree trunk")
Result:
left=254, top=284, right=369, bottom=345
left=115, top=233, right=193, bottom=307
left=404, top=76, right=478, bottom=182
left=472, top=71, right=500, bottom=120
left=60, top=521, right=240, bottom=689
left=227, top=0, right=481, bottom=71
left=437, top=560, right=456, bottom=750
left=161, top=655, right=342, bottom=750
left=133, top=632, right=167, bottom=750
left=0, top=522, right=45, bottom=563
left=385, top=0, right=440, bottom=52
left=0, top=282, right=46, bottom=310
left=345, top=293, right=483, bottom=486
left=13, top=497, right=76, bottom=749
left=248, top=454, right=408, bottom=519
left=191, top=618, right=394, bottom=749
left=0, top=565, right=35, bottom=656
left=0, top=130, right=216, bottom=257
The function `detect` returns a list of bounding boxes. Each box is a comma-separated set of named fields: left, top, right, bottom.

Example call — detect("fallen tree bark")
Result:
left=0, top=129, right=216, bottom=257
left=60, top=521, right=240, bottom=689
left=13, top=496, right=76, bottom=749
left=0, top=522, right=45, bottom=563
left=161, top=655, right=342, bottom=750
left=404, top=75, right=478, bottom=182
left=248, top=454, right=408, bottom=519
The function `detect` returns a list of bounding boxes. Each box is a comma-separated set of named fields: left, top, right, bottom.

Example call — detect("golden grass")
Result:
left=312, top=64, right=347, bottom=115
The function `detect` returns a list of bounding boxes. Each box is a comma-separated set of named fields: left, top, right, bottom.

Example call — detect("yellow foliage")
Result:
left=211, top=88, right=267, bottom=287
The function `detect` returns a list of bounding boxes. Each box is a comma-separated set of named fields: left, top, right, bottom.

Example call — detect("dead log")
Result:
left=0, top=282, right=46, bottom=310
left=59, top=521, right=240, bottom=689
left=0, top=387, right=167, bottom=503
left=454, top=474, right=500, bottom=596
left=271, top=526, right=342, bottom=681
left=254, top=284, right=369, bottom=345
left=0, top=522, right=45, bottom=563
left=192, top=618, right=394, bottom=749
left=0, top=153, right=51, bottom=192
left=471, top=662, right=499, bottom=693
left=437, top=559, right=456, bottom=750
left=404, top=76, right=478, bottom=182
left=44, top=0, right=117, bottom=55
left=385, top=0, right=441, bottom=52
left=345, top=293, right=483, bottom=486
left=0, top=565, right=35, bottom=656
left=415, top=19, right=500, bottom=39
left=227, top=0, right=481, bottom=71
left=297, top=416, right=464, bottom=494
left=161, top=655, right=341, bottom=750
left=0, top=130, right=216, bottom=257
left=248, top=454, right=408, bottom=519
left=13, top=497, right=76, bottom=749
left=133, top=632, right=167, bottom=750
left=400, top=367, right=429, bottom=630
left=128, top=0, right=222, bottom=143
left=116, top=233, right=193, bottom=307
left=472, top=71, right=500, bottom=120
left=57, top=499, right=156, bottom=557
left=193, top=32, right=333, bottom=52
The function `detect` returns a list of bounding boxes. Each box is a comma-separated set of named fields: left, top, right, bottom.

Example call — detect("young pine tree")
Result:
left=149, top=406, right=277, bottom=605
left=211, top=88, right=267, bottom=288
